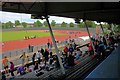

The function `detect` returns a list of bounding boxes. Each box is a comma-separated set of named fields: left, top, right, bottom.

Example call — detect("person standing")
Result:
left=9, top=62, right=15, bottom=77
left=49, top=47, right=52, bottom=57
left=28, top=44, right=31, bottom=52
left=44, top=49, right=49, bottom=65
left=40, top=48, right=44, bottom=56
left=2, top=56, right=9, bottom=74
left=20, top=52, right=26, bottom=66
left=36, top=51, right=41, bottom=64
left=32, top=53, right=36, bottom=65
left=50, top=41, right=52, bottom=48
left=25, top=56, right=30, bottom=72
left=47, top=39, right=50, bottom=48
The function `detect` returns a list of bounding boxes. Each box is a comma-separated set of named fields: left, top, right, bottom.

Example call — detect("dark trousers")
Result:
left=10, top=70, right=14, bottom=76
left=38, top=58, right=41, bottom=64
left=32, top=58, right=35, bottom=65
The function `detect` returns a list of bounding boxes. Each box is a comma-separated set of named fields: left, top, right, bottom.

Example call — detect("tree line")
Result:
left=0, top=20, right=120, bottom=33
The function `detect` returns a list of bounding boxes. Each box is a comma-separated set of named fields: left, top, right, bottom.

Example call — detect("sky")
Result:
left=0, top=11, right=75, bottom=24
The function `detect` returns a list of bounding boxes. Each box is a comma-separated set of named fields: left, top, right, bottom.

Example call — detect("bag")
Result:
left=74, top=61, right=78, bottom=65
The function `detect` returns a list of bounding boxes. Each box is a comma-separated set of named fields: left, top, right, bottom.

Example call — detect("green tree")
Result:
left=22, top=22, right=27, bottom=28
left=34, top=20, right=43, bottom=27
left=61, top=22, right=67, bottom=27
left=2, top=21, right=13, bottom=29
left=5, top=21, right=13, bottom=28
left=15, top=20, right=21, bottom=27
left=77, top=22, right=84, bottom=28
left=51, top=20, right=56, bottom=27
left=102, top=23, right=110, bottom=30
left=69, top=22, right=74, bottom=27
left=43, top=21, right=48, bottom=27
left=86, top=20, right=96, bottom=28
left=113, top=25, right=120, bottom=33
left=2, top=23, right=5, bottom=29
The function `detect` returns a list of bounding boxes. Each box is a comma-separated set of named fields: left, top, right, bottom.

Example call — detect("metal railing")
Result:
left=1, top=38, right=89, bottom=70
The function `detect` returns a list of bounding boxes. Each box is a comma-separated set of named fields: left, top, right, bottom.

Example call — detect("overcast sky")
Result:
left=0, top=11, right=75, bottom=24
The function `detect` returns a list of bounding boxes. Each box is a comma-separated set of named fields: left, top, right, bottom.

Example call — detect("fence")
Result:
left=1, top=38, right=89, bottom=70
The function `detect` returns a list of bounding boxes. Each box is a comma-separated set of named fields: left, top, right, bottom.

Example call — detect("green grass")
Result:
left=1, top=30, right=66, bottom=42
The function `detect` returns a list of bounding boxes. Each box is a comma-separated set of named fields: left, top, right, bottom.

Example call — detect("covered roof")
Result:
left=1, top=2, right=120, bottom=24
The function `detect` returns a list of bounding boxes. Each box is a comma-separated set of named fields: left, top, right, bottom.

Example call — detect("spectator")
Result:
left=40, top=48, right=44, bottom=56
left=74, top=48, right=81, bottom=60
left=63, top=46, right=68, bottom=58
left=28, top=44, right=31, bottom=52
left=43, top=49, right=49, bottom=65
left=36, top=51, right=41, bottom=64
left=49, top=47, right=52, bottom=57
left=54, top=55, right=60, bottom=68
left=2, top=56, right=9, bottom=74
left=94, top=40, right=99, bottom=53
left=20, top=52, right=26, bottom=66
left=73, top=42, right=77, bottom=50
left=50, top=41, right=52, bottom=48
left=47, top=39, right=50, bottom=48
left=68, top=44, right=74, bottom=54
left=65, top=39, right=68, bottom=45
left=32, top=53, right=36, bottom=65
left=87, top=43, right=94, bottom=56
left=98, top=41, right=105, bottom=59
left=2, top=43, right=4, bottom=46
left=25, top=56, right=30, bottom=72
left=9, top=62, right=15, bottom=77
left=103, top=36, right=107, bottom=47
left=2, top=71, right=6, bottom=80
left=17, top=66, right=26, bottom=75
left=66, top=53, right=75, bottom=67
left=48, top=56, right=53, bottom=66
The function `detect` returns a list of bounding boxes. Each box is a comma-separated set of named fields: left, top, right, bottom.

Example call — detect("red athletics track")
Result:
left=2, top=30, right=88, bottom=52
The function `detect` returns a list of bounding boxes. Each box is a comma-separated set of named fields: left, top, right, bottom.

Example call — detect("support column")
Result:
left=46, top=17, right=65, bottom=74
left=83, top=20, right=95, bottom=55
left=100, top=22, right=104, bottom=34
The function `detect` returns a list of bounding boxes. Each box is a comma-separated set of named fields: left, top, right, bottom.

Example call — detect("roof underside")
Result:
left=1, top=2, right=120, bottom=24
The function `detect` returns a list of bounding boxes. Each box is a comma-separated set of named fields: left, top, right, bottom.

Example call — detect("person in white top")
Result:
left=36, top=50, right=41, bottom=64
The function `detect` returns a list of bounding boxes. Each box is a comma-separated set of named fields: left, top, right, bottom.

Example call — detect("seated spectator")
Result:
left=65, top=53, right=75, bottom=67
left=87, top=43, right=94, bottom=56
left=54, top=55, right=60, bottom=68
left=63, top=46, right=68, bottom=58
left=17, top=66, right=26, bottom=75
left=2, top=71, right=6, bottom=80
left=68, top=44, right=74, bottom=54
left=74, top=51, right=80, bottom=60
left=73, top=42, right=77, bottom=50
left=48, top=56, right=54, bottom=66
left=9, top=62, right=15, bottom=77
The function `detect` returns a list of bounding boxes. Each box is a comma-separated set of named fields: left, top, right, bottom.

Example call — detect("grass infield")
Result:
left=1, top=30, right=66, bottom=42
